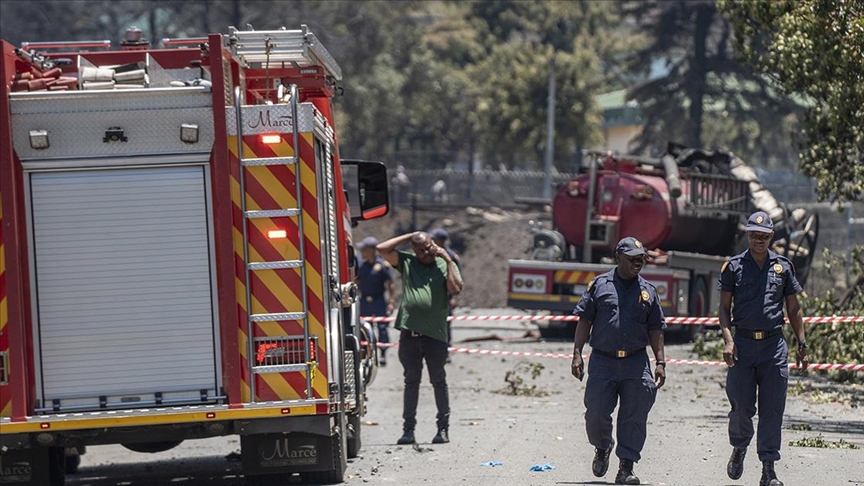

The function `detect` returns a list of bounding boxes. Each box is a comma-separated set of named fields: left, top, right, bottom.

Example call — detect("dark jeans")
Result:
left=398, top=330, right=450, bottom=431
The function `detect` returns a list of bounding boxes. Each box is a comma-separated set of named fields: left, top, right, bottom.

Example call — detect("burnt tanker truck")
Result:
left=507, top=143, right=819, bottom=339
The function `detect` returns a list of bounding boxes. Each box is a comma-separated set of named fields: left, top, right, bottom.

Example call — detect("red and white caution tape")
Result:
left=369, top=342, right=864, bottom=371
left=361, top=315, right=864, bottom=325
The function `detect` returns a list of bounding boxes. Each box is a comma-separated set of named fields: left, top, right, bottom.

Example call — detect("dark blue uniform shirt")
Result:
left=358, top=256, right=393, bottom=316
left=573, top=269, right=666, bottom=352
left=717, top=249, right=802, bottom=331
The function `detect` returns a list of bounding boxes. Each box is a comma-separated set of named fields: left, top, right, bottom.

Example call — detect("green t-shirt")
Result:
left=394, top=250, right=461, bottom=342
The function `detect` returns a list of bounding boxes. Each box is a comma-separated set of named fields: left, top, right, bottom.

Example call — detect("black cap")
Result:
left=615, top=237, right=646, bottom=256
left=745, top=211, right=773, bottom=233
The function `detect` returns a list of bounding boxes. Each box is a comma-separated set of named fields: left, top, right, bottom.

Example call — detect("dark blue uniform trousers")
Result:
left=584, top=352, right=657, bottom=462
left=726, top=334, right=788, bottom=462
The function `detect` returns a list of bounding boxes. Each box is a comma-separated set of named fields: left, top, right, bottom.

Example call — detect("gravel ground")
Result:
left=68, top=309, right=864, bottom=486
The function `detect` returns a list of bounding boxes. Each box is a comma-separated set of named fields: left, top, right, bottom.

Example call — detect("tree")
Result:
left=720, top=0, right=864, bottom=203
left=623, top=0, right=804, bottom=165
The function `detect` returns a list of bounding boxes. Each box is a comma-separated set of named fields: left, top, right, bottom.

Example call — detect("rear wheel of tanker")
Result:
left=536, top=312, right=576, bottom=341
left=346, top=412, right=362, bottom=459
left=301, top=430, right=346, bottom=485
left=685, top=277, right=708, bottom=342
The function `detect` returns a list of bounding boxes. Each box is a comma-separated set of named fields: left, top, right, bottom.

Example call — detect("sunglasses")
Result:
left=748, top=232, right=772, bottom=242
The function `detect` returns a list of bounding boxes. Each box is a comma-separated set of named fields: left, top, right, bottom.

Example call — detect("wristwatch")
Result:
left=798, top=341, right=808, bottom=349
left=655, top=361, right=666, bottom=367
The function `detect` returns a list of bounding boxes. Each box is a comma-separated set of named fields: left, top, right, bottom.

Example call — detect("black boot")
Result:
left=615, top=458, right=640, bottom=485
left=432, top=428, right=449, bottom=444
left=760, top=461, right=783, bottom=486
left=396, top=430, right=415, bottom=445
left=591, top=439, right=614, bottom=477
left=727, top=447, right=746, bottom=480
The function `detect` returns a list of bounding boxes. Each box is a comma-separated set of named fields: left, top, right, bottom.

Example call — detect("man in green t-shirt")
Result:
left=377, top=231, right=463, bottom=445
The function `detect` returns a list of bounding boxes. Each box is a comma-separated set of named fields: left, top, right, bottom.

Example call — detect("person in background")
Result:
left=377, top=231, right=463, bottom=445
left=570, top=237, right=666, bottom=485
left=430, top=228, right=461, bottom=358
left=718, top=211, right=808, bottom=486
left=356, top=236, right=395, bottom=366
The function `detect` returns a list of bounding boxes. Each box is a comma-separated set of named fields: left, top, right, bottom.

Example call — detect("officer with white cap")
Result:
left=718, top=211, right=808, bottom=486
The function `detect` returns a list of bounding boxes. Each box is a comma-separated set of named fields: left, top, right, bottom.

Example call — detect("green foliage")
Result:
left=719, top=0, right=864, bottom=203
left=494, top=361, right=550, bottom=397
left=789, top=435, right=860, bottom=449
left=623, top=0, right=804, bottom=165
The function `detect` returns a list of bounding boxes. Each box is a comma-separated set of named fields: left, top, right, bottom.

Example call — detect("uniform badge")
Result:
left=756, top=215, right=764, bottom=224
left=634, top=239, right=643, bottom=248
left=640, top=289, right=650, bottom=302
left=373, top=263, right=382, bottom=272
left=721, top=261, right=729, bottom=273
left=773, top=263, right=783, bottom=274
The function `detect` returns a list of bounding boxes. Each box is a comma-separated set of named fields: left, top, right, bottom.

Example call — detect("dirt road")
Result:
left=69, top=310, right=863, bottom=486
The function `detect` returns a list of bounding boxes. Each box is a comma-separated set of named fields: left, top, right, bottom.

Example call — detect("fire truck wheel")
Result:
left=48, top=446, right=66, bottom=486
left=64, top=452, right=81, bottom=474
left=300, top=430, right=346, bottom=484
left=347, top=412, right=362, bottom=459
left=121, top=440, right=183, bottom=453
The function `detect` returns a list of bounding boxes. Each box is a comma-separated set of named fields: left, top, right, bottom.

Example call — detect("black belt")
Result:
left=592, top=348, right=645, bottom=359
left=401, top=330, right=425, bottom=338
left=735, top=328, right=783, bottom=340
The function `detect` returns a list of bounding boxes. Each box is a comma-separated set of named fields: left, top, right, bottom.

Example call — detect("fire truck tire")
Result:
left=48, top=446, right=66, bottom=486
left=300, top=430, right=346, bottom=484
left=64, top=452, right=81, bottom=474
left=347, top=412, right=362, bottom=459
left=121, top=440, right=184, bottom=453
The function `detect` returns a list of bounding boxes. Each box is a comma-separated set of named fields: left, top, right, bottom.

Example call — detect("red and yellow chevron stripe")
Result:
left=553, top=270, right=598, bottom=285
left=0, top=196, right=10, bottom=417
left=229, top=130, right=329, bottom=404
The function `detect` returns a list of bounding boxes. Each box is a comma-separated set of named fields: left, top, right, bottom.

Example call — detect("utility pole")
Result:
left=542, top=54, right=556, bottom=201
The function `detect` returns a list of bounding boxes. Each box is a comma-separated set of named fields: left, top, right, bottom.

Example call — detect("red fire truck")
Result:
left=0, top=26, right=387, bottom=485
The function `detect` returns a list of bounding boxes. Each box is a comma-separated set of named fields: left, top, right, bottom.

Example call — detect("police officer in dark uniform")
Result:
left=719, top=211, right=808, bottom=486
left=570, top=237, right=666, bottom=485
left=357, top=236, right=395, bottom=365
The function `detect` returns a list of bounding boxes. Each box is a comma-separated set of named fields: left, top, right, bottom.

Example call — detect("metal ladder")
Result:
left=234, top=84, right=314, bottom=401
left=228, top=25, right=342, bottom=80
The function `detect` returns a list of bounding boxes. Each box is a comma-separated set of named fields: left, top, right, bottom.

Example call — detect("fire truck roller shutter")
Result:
left=28, top=165, right=221, bottom=411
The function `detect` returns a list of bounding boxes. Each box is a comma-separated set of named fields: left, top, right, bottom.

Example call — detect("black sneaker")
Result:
left=760, top=461, right=783, bottom=486
left=432, top=429, right=449, bottom=444
left=396, top=431, right=415, bottom=445
left=727, top=447, right=746, bottom=480
left=615, top=458, right=640, bottom=485
left=592, top=439, right=614, bottom=477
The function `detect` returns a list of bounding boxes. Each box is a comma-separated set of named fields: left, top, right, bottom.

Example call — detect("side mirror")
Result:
left=341, top=159, right=390, bottom=223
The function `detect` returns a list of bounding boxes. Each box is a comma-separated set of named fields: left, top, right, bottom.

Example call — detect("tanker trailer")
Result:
left=508, top=144, right=819, bottom=339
